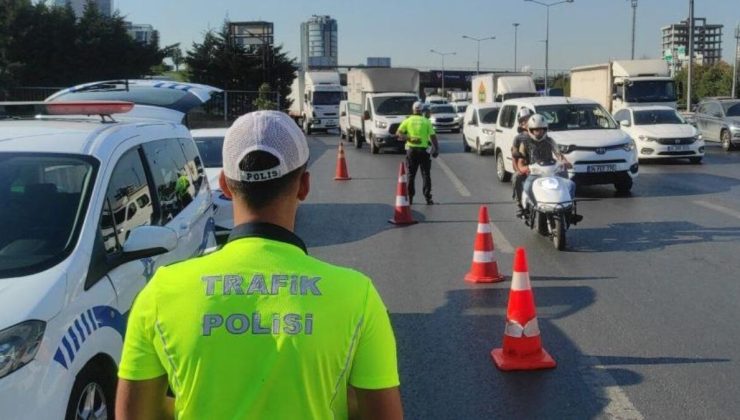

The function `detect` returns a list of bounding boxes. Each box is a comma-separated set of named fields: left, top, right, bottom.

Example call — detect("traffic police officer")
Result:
left=116, top=111, right=403, bottom=420
left=396, top=101, right=440, bottom=205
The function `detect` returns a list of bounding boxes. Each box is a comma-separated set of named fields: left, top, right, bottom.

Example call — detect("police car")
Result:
left=0, top=100, right=217, bottom=419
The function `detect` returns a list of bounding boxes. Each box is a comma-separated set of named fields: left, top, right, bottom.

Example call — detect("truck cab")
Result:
left=350, top=93, right=418, bottom=154
left=289, top=71, right=342, bottom=134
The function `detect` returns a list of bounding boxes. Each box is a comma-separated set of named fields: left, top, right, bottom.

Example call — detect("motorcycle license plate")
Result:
left=587, top=164, right=616, bottom=173
left=667, top=145, right=688, bottom=151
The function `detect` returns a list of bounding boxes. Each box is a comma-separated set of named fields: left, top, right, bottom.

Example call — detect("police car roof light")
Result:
left=0, top=101, right=134, bottom=120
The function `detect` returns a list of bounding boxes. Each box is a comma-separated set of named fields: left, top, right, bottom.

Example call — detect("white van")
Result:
left=462, top=103, right=501, bottom=155
left=494, top=97, right=638, bottom=192
left=0, top=100, right=217, bottom=419
left=338, top=100, right=350, bottom=140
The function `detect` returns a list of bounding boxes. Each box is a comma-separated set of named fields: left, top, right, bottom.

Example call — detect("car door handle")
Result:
left=495, top=129, right=503, bottom=133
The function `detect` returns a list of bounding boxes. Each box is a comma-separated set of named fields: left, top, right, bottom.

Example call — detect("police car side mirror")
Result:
left=122, top=225, right=178, bottom=261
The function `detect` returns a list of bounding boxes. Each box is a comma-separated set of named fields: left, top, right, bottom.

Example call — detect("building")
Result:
left=125, top=23, right=155, bottom=45
left=662, top=18, right=723, bottom=72
left=228, top=21, right=274, bottom=53
left=300, top=15, right=338, bottom=70
left=54, top=0, right=112, bottom=17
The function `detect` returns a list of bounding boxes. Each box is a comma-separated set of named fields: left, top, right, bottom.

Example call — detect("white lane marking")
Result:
left=489, top=222, right=514, bottom=254
left=694, top=200, right=740, bottom=220
left=579, top=355, right=644, bottom=420
left=436, top=157, right=471, bottom=197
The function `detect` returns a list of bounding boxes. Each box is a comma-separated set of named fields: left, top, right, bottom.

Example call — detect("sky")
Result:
left=115, top=0, right=739, bottom=73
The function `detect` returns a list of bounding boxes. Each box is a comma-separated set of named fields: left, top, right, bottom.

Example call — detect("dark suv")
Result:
left=693, top=97, right=740, bottom=151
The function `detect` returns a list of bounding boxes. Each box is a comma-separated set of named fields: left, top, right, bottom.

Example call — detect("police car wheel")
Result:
left=65, top=361, right=115, bottom=420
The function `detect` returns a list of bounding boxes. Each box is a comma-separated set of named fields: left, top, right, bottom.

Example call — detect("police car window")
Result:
left=194, top=137, right=224, bottom=168
left=100, top=148, right=154, bottom=254
left=179, top=138, right=205, bottom=194
left=0, top=153, right=95, bottom=278
left=142, top=139, right=195, bottom=224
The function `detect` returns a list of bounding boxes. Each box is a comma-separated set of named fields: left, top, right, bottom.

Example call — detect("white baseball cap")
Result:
left=222, top=111, right=310, bottom=182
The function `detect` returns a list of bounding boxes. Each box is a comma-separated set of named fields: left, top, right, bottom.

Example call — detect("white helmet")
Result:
left=412, top=101, right=424, bottom=113
left=527, top=114, right=548, bottom=142
left=517, top=107, right=532, bottom=123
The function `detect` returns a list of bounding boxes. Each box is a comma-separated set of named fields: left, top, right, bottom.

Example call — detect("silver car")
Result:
left=693, top=98, right=740, bottom=151
left=429, top=104, right=460, bottom=133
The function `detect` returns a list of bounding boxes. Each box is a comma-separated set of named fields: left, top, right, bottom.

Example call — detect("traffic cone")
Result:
left=465, top=206, right=505, bottom=283
left=334, top=141, right=351, bottom=181
left=491, top=247, right=556, bottom=371
left=388, top=162, right=417, bottom=225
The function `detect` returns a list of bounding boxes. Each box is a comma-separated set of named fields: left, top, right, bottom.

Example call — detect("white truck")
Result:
left=288, top=70, right=343, bottom=134
left=347, top=67, right=420, bottom=154
left=471, top=72, right=537, bottom=105
left=570, top=59, right=677, bottom=113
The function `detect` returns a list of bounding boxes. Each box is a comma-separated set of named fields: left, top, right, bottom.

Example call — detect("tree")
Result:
left=252, top=83, right=277, bottom=110
left=169, top=46, right=183, bottom=72
left=674, top=62, right=733, bottom=105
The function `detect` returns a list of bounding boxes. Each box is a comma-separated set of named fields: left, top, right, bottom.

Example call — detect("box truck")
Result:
left=570, top=59, right=677, bottom=113
left=346, top=68, right=420, bottom=154
left=471, top=73, right=537, bottom=105
left=288, top=70, right=343, bottom=134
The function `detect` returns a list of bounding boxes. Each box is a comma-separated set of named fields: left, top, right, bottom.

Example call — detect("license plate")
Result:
left=587, top=164, right=617, bottom=173
left=667, top=145, right=688, bottom=151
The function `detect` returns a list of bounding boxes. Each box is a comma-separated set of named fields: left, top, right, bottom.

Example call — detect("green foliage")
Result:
left=185, top=23, right=296, bottom=110
left=0, top=0, right=167, bottom=89
left=252, top=83, right=277, bottom=110
left=674, top=62, right=734, bottom=105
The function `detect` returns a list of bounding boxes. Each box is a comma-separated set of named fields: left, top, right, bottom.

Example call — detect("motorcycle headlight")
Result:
left=638, top=135, right=657, bottom=143
left=0, top=320, right=45, bottom=379
left=558, top=144, right=575, bottom=154
left=623, top=140, right=636, bottom=152
left=374, top=120, right=388, bottom=129
left=482, top=128, right=495, bottom=136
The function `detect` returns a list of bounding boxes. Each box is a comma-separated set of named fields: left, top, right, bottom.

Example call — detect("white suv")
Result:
left=495, top=97, right=638, bottom=193
left=0, top=101, right=216, bottom=419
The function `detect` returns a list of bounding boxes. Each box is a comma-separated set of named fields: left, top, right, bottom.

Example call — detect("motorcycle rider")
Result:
left=516, top=114, right=575, bottom=213
left=512, top=108, right=533, bottom=217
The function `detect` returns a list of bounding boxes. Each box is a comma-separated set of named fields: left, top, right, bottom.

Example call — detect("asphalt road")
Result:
left=296, top=131, right=740, bottom=420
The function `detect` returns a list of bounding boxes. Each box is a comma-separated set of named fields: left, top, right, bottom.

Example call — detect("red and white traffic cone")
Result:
left=388, top=162, right=417, bottom=225
left=334, top=141, right=351, bottom=181
left=491, top=247, right=556, bottom=371
left=465, top=206, right=505, bottom=283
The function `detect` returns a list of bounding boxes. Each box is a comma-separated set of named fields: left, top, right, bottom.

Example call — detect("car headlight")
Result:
left=558, top=144, right=576, bottom=154
left=0, top=320, right=45, bottom=379
left=374, top=120, right=388, bottom=129
left=623, top=140, right=636, bottom=152
left=482, top=128, right=495, bottom=136
left=638, top=135, right=657, bottom=142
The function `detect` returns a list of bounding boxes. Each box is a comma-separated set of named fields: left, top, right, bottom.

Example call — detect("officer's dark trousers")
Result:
left=406, top=148, right=432, bottom=201
left=513, top=173, right=525, bottom=207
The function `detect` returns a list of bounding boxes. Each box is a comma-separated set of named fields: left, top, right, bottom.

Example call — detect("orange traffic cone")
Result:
left=491, top=247, right=556, bottom=371
left=465, top=206, right=505, bottom=283
left=334, top=141, right=351, bottom=181
left=388, top=162, right=417, bottom=225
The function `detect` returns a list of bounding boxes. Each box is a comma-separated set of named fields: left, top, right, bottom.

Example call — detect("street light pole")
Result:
left=629, top=0, right=638, bottom=60
left=687, top=0, right=694, bottom=110
left=524, top=0, right=574, bottom=96
left=733, top=23, right=739, bottom=99
left=430, top=49, right=456, bottom=93
left=462, top=35, right=495, bottom=74
left=513, top=23, right=520, bottom=71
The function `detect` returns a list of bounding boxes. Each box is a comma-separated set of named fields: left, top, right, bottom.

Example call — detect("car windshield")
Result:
left=722, top=102, right=740, bottom=117
left=0, top=153, right=96, bottom=278
left=313, top=91, right=342, bottom=106
left=624, top=80, right=677, bottom=103
left=374, top=96, right=417, bottom=116
left=431, top=105, right=455, bottom=114
left=633, top=109, right=685, bottom=125
left=194, top=137, right=224, bottom=168
left=535, top=103, right=618, bottom=131
left=480, top=108, right=500, bottom=124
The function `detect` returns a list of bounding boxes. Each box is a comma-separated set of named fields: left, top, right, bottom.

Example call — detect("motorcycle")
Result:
left=520, top=160, right=582, bottom=250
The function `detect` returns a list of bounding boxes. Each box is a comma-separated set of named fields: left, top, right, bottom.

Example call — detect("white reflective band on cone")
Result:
left=477, top=223, right=492, bottom=233
left=396, top=196, right=409, bottom=207
left=510, top=271, right=532, bottom=291
left=504, top=318, right=540, bottom=338
left=399, top=175, right=408, bottom=183
left=473, top=251, right=494, bottom=263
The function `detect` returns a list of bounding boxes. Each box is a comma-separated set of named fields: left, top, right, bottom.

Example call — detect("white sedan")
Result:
left=614, top=106, right=705, bottom=164
left=191, top=128, right=234, bottom=238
